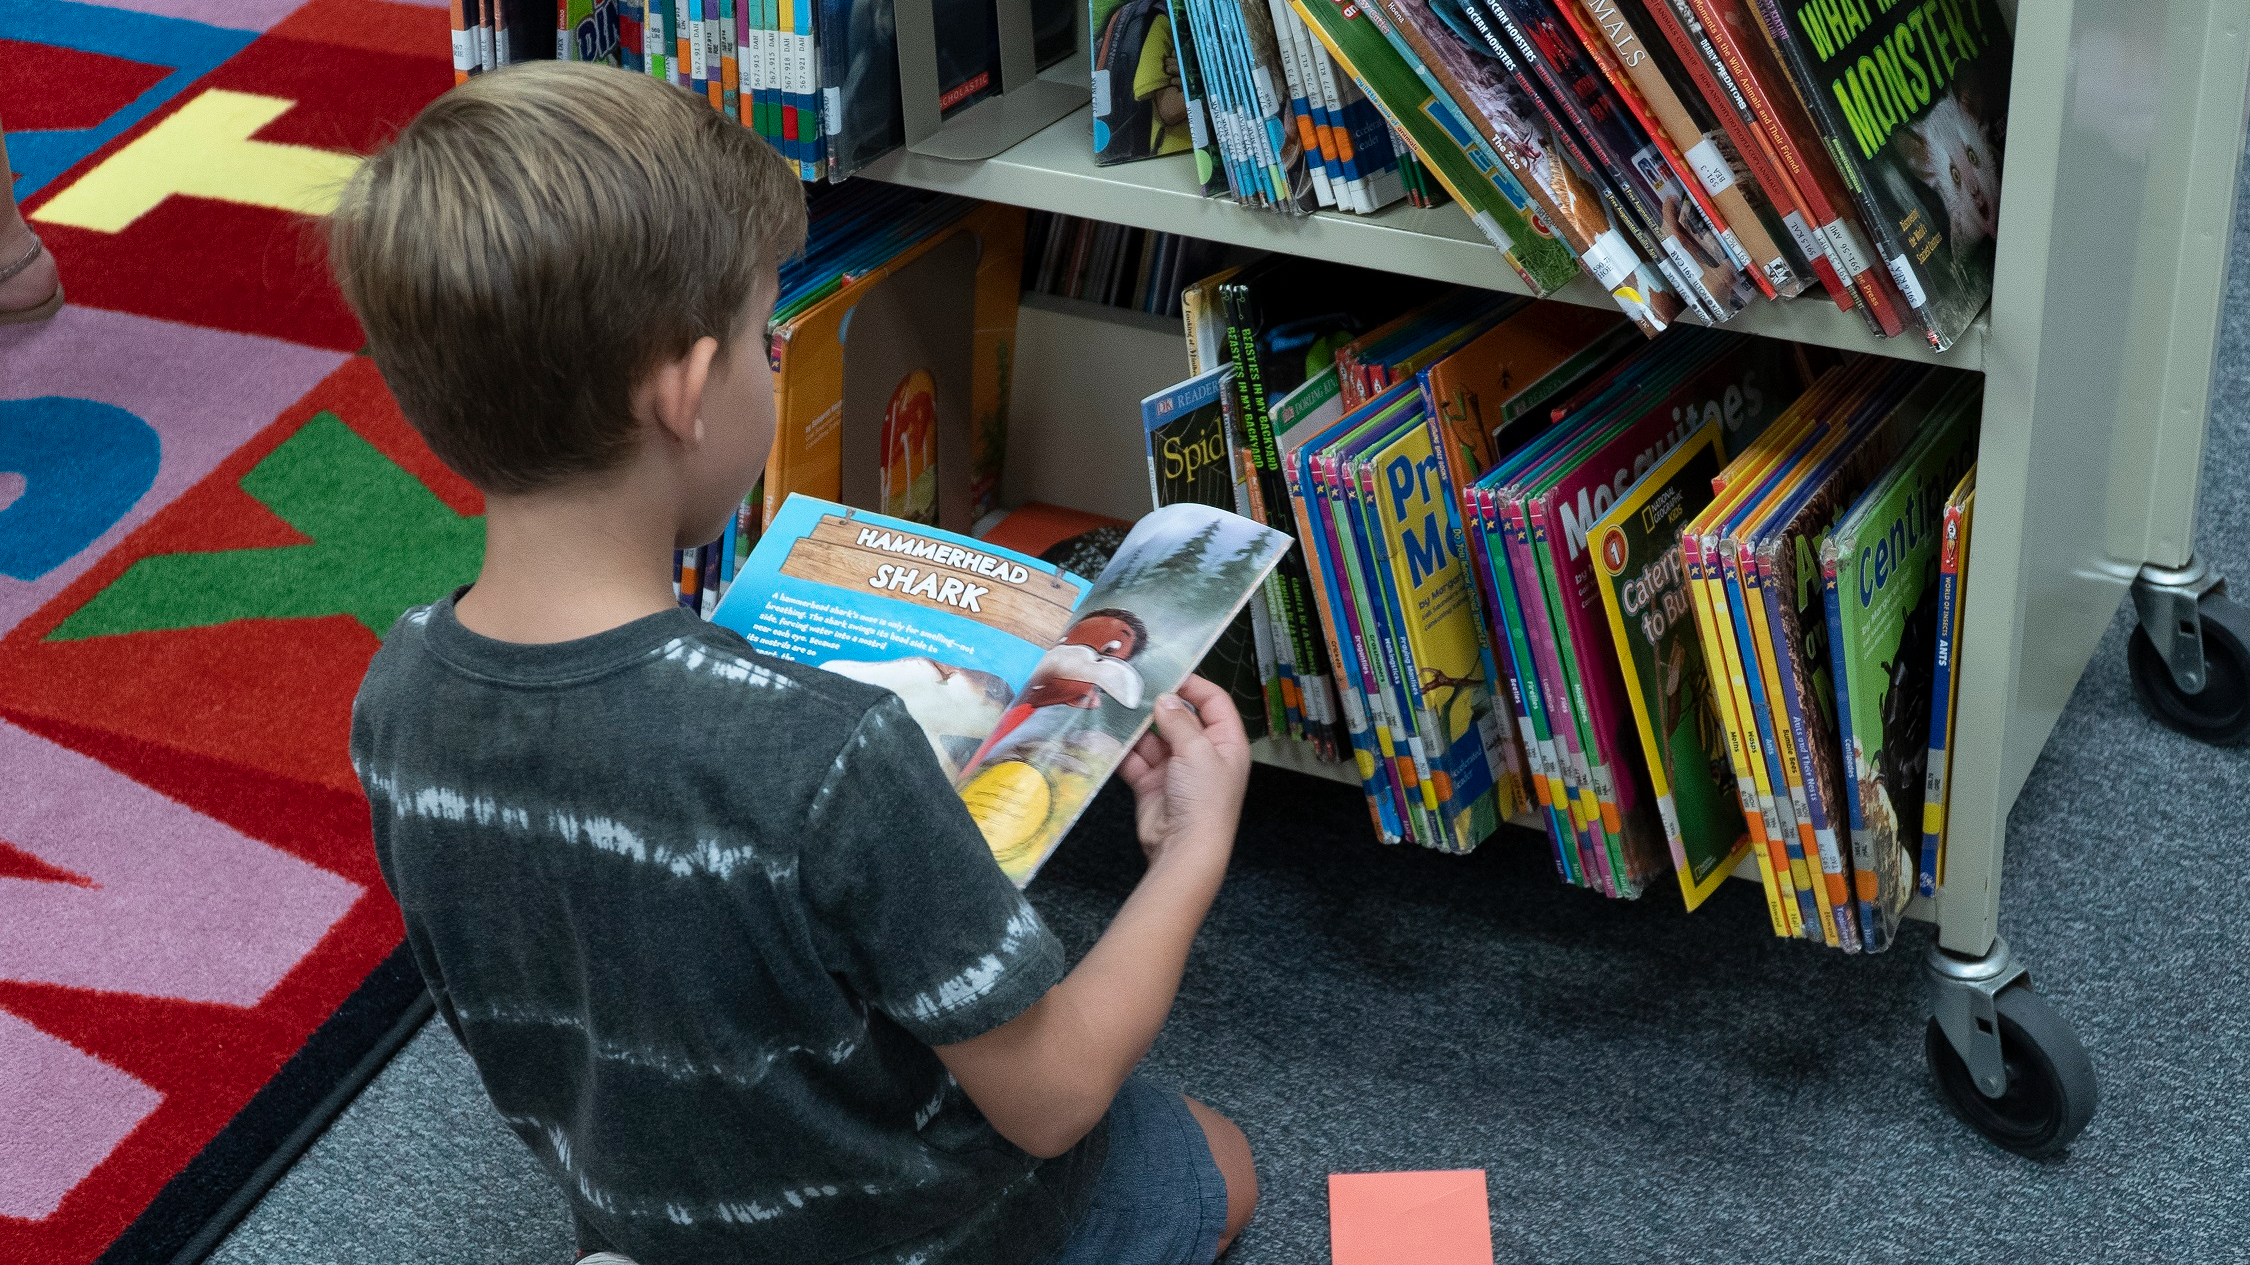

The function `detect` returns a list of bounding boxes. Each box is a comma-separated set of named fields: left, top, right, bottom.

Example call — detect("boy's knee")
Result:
left=1182, top=1096, right=1257, bottom=1254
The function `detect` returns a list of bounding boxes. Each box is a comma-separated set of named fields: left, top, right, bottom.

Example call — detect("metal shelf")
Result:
left=863, top=105, right=1985, bottom=369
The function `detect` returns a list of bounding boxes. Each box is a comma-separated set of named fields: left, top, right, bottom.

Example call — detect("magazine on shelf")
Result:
left=715, top=495, right=1292, bottom=884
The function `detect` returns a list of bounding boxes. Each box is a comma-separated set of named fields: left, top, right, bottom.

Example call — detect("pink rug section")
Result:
left=83, top=0, right=315, bottom=29
left=0, top=307, right=346, bottom=637
left=0, top=1011, right=164, bottom=1221
left=0, top=719, right=364, bottom=1006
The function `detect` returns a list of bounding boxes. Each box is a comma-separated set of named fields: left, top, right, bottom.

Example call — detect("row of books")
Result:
left=1145, top=257, right=1981, bottom=949
left=1022, top=213, right=1233, bottom=318
left=1092, top=0, right=1450, bottom=217
left=547, top=0, right=1080, bottom=181
left=1098, top=0, right=2011, bottom=352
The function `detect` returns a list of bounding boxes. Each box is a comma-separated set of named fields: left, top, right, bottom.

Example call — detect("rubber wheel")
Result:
left=1926, top=986, right=2098, bottom=1158
left=2129, top=607, right=2250, bottom=745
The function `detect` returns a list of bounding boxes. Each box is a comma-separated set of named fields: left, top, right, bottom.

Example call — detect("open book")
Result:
left=714, top=494, right=1292, bottom=884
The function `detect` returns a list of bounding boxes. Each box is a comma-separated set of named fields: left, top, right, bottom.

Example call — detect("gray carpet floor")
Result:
left=209, top=180, right=2250, bottom=1265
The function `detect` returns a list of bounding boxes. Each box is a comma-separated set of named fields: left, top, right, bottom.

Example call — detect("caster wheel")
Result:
left=2129, top=602, right=2250, bottom=745
left=1926, top=986, right=2097, bottom=1158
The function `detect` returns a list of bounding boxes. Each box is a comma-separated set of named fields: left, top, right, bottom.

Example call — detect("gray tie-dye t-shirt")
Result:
left=351, top=593, right=1106, bottom=1265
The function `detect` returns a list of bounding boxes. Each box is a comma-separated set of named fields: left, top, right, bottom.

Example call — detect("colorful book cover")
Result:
left=716, top=497, right=1287, bottom=884
left=1591, top=421, right=1747, bottom=909
left=1362, top=405, right=1523, bottom=848
left=1753, top=0, right=2009, bottom=351
left=1920, top=469, right=1974, bottom=895
left=1822, top=388, right=1979, bottom=950
left=1145, top=364, right=1273, bottom=741
left=1094, top=0, right=1198, bottom=164
left=1286, top=0, right=1582, bottom=295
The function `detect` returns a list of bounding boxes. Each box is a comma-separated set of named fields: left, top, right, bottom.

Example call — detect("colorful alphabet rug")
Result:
left=0, top=2, right=470, bottom=1260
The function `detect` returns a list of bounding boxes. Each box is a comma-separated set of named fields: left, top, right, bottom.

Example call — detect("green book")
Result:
left=1820, top=386, right=1980, bottom=951
left=1286, top=0, right=1579, bottom=295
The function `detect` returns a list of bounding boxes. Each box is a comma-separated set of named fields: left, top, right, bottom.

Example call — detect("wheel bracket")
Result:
left=1925, top=937, right=2028, bottom=1099
left=2132, top=557, right=2222, bottom=695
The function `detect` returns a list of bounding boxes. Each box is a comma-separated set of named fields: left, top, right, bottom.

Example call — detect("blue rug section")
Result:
left=2, top=0, right=257, bottom=200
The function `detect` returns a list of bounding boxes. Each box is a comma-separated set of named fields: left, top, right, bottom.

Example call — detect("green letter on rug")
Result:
left=49, top=413, right=484, bottom=641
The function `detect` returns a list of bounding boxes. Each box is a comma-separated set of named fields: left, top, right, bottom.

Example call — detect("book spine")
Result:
left=1718, top=535, right=1818, bottom=938
left=1527, top=499, right=1633, bottom=888
left=1474, top=486, right=1579, bottom=879
left=1701, top=525, right=1803, bottom=935
left=1819, top=539, right=1879, bottom=951
left=1322, top=454, right=1427, bottom=844
left=1757, top=542, right=1860, bottom=949
left=1291, top=445, right=1408, bottom=843
left=1737, top=537, right=1838, bottom=945
left=1565, top=0, right=1787, bottom=298
left=1345, top=455, right=1447, bottom=838
left=1637, top=0, right=1847, bottom=306
left=1921, top=496, right=1967, bottom=896
left=1682, top=532, right=1786, bottom=931
left=1746, top=0, right=1938, bottom=347
left=1504, top=492, right=1609, bottom=891
left=452, top=0, right=475, bottom=81
left=1683, top=0, right=1904, bottom=336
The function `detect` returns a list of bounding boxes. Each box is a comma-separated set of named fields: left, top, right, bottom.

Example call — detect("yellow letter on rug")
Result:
left=32, top=90, right=362, bottom=234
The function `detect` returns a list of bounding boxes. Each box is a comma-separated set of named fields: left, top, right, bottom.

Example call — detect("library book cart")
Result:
left=857, top=0, right=2250, bottom=1157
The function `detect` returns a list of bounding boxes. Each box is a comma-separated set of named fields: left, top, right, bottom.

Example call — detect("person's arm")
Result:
left=934, top=673, right=1250, bottom=1159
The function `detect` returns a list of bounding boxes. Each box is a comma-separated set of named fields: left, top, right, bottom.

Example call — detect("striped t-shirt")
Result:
left=352, top=593, right=1106, bottom=1264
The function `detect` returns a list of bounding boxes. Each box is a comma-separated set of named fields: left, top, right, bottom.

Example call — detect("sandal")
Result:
left=0, top=232, right=64, bottom=325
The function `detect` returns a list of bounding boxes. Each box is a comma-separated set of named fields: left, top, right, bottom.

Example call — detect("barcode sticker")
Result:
left=1581, top=230, right=1639, bottom=290
left=1685, top=136, right=1736, bottom=196
left=1885, top=253, right=1929, bottom=307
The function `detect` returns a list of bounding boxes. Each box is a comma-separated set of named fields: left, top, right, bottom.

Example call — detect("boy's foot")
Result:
left=0, top=223, right=64, bottom=324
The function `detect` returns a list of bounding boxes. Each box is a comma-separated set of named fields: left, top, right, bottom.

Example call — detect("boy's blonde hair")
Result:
left=330, top=62, right=807, bottom=494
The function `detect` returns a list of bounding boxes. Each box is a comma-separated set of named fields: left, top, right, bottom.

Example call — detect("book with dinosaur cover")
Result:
left=1752, top=0, right=2009, bottom=351
left=715, top=495, right=1290, bottom=884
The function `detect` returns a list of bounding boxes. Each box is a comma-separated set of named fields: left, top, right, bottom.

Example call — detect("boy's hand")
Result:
left=1118, top=674, right=1250, bottom=874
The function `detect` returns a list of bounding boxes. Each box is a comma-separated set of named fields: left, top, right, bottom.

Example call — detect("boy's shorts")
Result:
left=1051, top=1076, right=1230, bottom=1265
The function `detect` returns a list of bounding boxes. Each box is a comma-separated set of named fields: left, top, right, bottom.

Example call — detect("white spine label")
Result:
left=1581, top=229, right=1639, bottom=290
left=1885, top=253, right=1929, bottom=307
left=690, top=19, right=707, bottom=78
left=1685, top=136, right=1737, bottom=197
left=1187, top=100, right=1211, bottom=150
left=825, top=86, right=843, bottom=133
left=1091, top=68, right=1110, bottom=119
left=1780, top=211, right=1825, bottom=267
left=1820, top=217, right=1871, bottom=279
left=452, top=28, right=472, bottom=70
left=1471, top=210, right=1515, bottom=255
left=1251, top=66, right=1281, bottom=116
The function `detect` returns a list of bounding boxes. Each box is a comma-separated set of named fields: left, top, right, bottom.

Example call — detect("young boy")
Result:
left=334, top=62, right=1258, bottom=1265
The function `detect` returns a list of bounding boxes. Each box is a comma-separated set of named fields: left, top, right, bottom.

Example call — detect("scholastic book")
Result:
left=1145, top=365, right=1274, bottom=740
left=1753, top=0, right=2009, bottom=352
left=715, top=495, right=1291, bottom=884
left=1920, top=467, right=1974, bottom=896
left=1821, top=386, right=1979, bottom=949
left=1590, top=420, right=1748, bottom=910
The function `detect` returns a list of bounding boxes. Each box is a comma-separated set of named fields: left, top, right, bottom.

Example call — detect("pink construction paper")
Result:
left=1330, top=1170, right=1495, bottom=1265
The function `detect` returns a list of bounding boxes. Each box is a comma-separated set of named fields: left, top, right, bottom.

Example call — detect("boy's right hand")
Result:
left=1118, top=674, right=1250, bottom=875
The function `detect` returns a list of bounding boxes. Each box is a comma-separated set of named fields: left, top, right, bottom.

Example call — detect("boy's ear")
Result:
left=635, top=335, right=724, bottom=448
